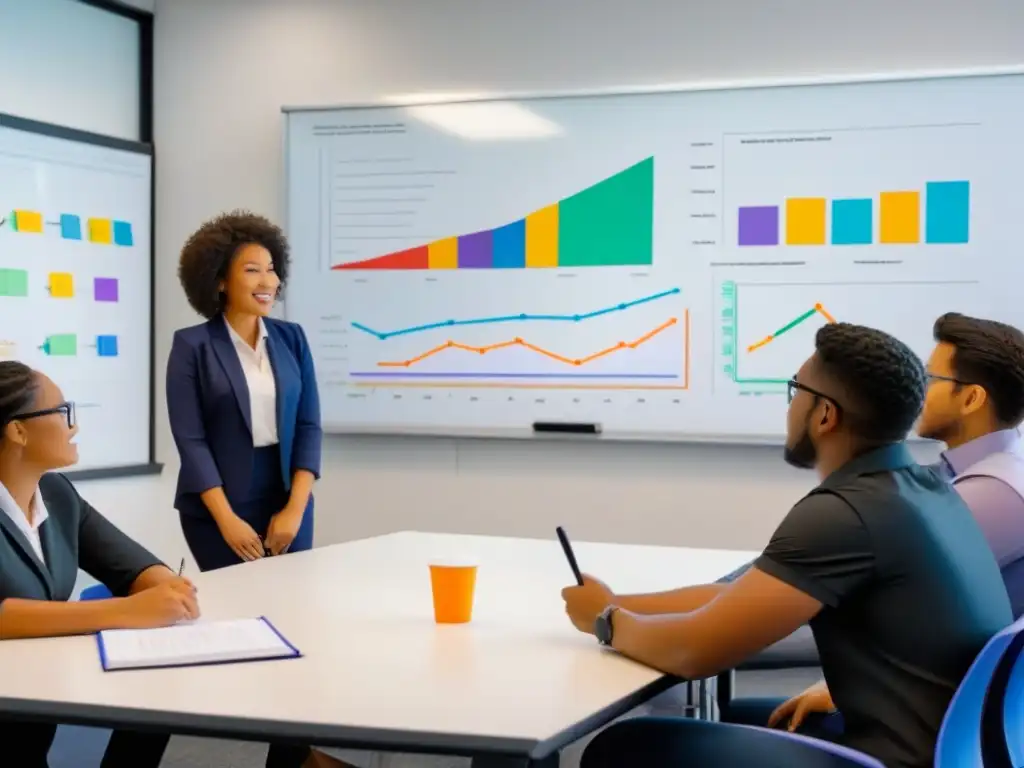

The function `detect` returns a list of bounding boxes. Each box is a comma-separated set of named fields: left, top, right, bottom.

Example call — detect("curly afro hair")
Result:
left=933, top=312, right=1024, bottom=427
left=813, top=322, right=926, bottom=443
left=178, top=210, right=290, bottom=319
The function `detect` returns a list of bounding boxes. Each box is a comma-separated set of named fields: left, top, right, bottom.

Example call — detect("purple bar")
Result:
left=457, top=230, right=494, bottom=268
left=94, top=277, right=119, bottom=302
left=738, top=206, right=779, bottom=246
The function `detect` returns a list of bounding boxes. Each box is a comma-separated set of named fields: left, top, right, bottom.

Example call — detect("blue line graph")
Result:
left=351, top=288, right=682, bottom=340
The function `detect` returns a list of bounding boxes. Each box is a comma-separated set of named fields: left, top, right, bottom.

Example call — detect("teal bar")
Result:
left=831, top=198, right=872, bottom=245
left=925, top=181, right=969, bottom=244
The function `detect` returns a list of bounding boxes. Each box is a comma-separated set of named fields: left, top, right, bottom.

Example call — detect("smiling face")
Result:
left=219, top=243, right=280, bottom=317
left=3, top=371, right=79, bottom=470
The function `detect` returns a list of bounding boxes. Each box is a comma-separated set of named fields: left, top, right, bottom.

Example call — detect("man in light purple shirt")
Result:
left=918, top=312, right=1024, bottom=618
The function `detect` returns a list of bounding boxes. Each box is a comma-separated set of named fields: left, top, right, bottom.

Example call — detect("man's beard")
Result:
left=784, top=418, right=817, bottom=469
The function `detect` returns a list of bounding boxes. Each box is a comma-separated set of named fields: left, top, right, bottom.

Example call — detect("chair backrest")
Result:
left=78, top=583, right=112, bottom=601
left=1001, top=633, right=1024, bottom=767
left=935, top=615, right=1024, bottom=768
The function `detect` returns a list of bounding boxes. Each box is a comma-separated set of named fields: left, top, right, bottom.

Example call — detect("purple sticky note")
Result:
left=94, top=277, right=118, bottom=302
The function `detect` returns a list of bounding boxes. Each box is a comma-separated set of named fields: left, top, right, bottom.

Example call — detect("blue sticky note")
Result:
left=96, top=335, right=118, bottom=357
left=112, top=220, right=133, bottom=247
left=60, top=214, right=82, bottom=240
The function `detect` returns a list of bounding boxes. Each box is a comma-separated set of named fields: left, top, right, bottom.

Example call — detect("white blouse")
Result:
left=225, top=317, right=278, bottom=447
left=0, top=481, right=48, bottom=564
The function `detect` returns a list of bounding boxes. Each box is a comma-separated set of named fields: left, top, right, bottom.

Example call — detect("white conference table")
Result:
left=0, top=531, right=755, bottom=767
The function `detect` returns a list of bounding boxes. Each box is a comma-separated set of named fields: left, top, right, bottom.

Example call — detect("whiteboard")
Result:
left=0, top=114, right=154, bottom=474
left=283, top=71, right=1024, bottom=443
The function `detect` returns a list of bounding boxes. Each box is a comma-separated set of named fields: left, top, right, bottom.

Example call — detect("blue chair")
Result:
left=78, top=583, right=112, bottom=601
left=935, top=614, right=1024, bottom=767
left=579, top=713, right=884, bottom=768
left=999, top=624, right=1024, bottom=767
left=52, top=582, right=117, bottom=767
left=583, top=615, right=1024, bottom=768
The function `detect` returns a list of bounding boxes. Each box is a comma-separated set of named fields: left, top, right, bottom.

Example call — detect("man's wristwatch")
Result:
left=595, top=605, right=618, bottom=646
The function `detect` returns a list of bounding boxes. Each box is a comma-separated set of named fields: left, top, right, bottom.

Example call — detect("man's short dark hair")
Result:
left=933, top=312, right=1024, bottom=427
left=178, top=210, right=290, bottom=319
left=813, top=322, right=926, bottom=442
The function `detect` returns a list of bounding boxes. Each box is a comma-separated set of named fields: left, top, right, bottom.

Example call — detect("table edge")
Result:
left=0, top=675, right=679, bottom=759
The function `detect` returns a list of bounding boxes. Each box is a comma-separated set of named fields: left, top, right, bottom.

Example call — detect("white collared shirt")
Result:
left=0, top=480, right=49, bottom=564
left=224, top=317, right=279, bottom=447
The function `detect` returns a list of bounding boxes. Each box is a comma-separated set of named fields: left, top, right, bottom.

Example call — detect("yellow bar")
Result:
left=427, top=237, right=458, bottom=269
left=525, top=204, right=559, bottom=267
left=784, top=198, right=826, bottom=245
left=88, top=217, right=113, bottom=244
left=879, top=191, right=920, bottom=244
left=14, top=210, right=43, bottom=234
left=49, top=272, right=74, bottom=298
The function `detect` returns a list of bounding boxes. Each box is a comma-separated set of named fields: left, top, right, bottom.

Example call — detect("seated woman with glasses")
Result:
left=0, top=361, right=199, bottom=768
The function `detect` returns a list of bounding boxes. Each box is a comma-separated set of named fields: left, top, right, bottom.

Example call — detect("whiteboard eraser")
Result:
left=532, top=422, right=602, bottom=435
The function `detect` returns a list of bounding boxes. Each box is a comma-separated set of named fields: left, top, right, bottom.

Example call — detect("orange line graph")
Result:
left=379, top=318, right=678, bottom=367
left=358, top=310, right=691, bottom=390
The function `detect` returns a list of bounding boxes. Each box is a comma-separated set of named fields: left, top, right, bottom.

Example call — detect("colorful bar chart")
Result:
left=737, top=180, right=969, bottom=246
left=333, top=157, right=654, bottom=271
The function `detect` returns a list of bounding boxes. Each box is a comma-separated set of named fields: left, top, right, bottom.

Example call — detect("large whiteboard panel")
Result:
left=284, top=72, right=1024, bottom=443
left=0, top=115, right=153, bottom=473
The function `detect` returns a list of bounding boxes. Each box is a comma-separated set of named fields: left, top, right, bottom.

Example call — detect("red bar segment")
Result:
left=332, top=246, right=429, bottom=270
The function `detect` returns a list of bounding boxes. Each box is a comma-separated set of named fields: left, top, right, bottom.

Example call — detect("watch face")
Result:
left=595, top=611, right=612, bottom=644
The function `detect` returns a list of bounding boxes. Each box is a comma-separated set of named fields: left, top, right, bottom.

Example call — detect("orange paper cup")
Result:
left=429, top=560, right=478, bottom=624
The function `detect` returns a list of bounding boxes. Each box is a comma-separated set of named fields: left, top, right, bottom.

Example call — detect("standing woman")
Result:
left=167, top=210, right=322, bottom=572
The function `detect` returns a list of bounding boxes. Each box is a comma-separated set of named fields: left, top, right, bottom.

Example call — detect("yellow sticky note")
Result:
left=13, top=210, right=43, bottom=234
left=88, top=218, right=113, bottom=244
left=49, top=272, right=74, bottom=298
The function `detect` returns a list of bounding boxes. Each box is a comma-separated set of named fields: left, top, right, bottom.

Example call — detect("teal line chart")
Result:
left=719, top=280, right=835, bottom=393
left=351, top=288, right=681, bottom=339
left=345, top=288, right=691, bottom=385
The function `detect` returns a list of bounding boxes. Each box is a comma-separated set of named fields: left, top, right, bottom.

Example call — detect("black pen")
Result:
left=177, top=557, right=185, bottom=577
left=556, top=526, right=585, bottom=586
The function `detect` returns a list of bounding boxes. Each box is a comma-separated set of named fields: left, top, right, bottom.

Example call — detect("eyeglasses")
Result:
left=12, top=401, right=76, bottom=429
left=926, top=373, right=971, bottom=386
left=787, top=379, right=838, bottom=406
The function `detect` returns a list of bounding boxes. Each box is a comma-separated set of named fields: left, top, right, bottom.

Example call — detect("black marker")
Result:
left=556, top=526, right=584, bottom=586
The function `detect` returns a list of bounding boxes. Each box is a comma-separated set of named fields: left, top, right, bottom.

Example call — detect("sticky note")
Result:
left=88, top=218, right=113, bottom=244
left=0, top=269, right=29, bottom=297
left=96, top=335, right=118, bottom=357
left=46, top=334, right=77, bottom=356
left=113, top=220, right=133, bottom=247
left=94, top=277, right=118, bottom=302
left=49, top=272, right=74, bottom=298
left=60, top=214, right=82, bottom=240
left=13, top=210, right=43, bottom=234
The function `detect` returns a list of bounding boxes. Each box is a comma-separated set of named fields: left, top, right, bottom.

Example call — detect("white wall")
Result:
left=142, top=0, right=1024, bottom=559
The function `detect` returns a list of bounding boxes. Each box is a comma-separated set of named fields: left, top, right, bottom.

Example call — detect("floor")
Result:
left=48, top=667, right=822, bottom=767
